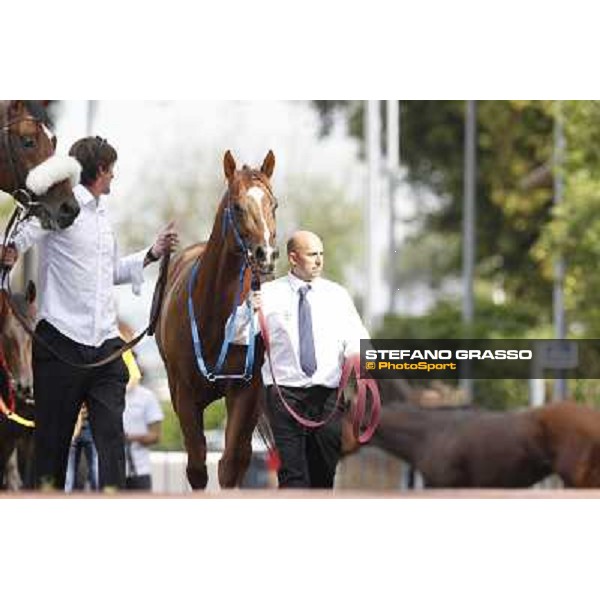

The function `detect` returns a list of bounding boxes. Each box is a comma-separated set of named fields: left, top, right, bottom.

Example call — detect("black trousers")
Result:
left=265, top=385, right=342, bottom=489
left=33, top=320, right=129, bottom=490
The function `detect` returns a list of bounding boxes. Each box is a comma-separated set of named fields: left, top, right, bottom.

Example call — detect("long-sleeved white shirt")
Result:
left=12, top=184, right=148, bottom=347
left=232, top=272, right=370, bottom=388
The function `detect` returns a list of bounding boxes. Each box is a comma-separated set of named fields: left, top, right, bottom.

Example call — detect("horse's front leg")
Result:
left=219, top=380, right=261, bottom=488
left=172, top=378, right=208, bottom=490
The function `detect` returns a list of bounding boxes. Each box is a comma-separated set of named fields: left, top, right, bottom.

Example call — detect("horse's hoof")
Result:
left=187, top=466, right=208, bottom=490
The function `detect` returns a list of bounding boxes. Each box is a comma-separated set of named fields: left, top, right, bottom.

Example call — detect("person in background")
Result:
left=122, top=350, right=164, bottom=491
left=65, top=404, right=98, bottom=492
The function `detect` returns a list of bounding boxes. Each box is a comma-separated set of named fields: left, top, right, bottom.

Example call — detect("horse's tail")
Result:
left=256, top=408, right=281, bottom=472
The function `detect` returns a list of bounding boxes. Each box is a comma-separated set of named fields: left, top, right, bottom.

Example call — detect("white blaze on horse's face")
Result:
left=247, top=185, right=275, bottom=263
left=41, top=123, right=54, bottom=144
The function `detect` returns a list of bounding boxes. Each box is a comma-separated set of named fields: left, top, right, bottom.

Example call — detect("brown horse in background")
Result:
left=157, top=150, right=278, bottom=489
left=0, top=100, right=80, bottom=230
left=369, top=401, right=600, bottom=488
left=0, top=284, right=36, bottom=489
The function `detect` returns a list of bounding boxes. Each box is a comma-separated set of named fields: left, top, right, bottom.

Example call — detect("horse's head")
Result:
left=0, top=283, right=36, bottom=409
left=222, top=150, right=279, bottom=277
left=0, top=101, right=81, bottom=230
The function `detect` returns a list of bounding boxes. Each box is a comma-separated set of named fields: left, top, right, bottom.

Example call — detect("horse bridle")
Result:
left=221, top=181, right=278, bottom=280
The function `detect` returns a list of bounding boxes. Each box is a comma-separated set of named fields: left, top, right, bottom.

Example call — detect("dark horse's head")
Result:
left=222, top=150, right=279, bottom=277
left=0, top=100, right=81, bottom=230
left=0, top=283, right=36, bottom=411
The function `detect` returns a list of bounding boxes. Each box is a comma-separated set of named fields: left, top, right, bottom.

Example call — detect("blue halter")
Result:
left=187, top=199, right=258, bottom=382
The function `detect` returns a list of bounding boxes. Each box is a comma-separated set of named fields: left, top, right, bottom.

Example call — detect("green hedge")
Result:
left=155, top=398, right=226, bottom=451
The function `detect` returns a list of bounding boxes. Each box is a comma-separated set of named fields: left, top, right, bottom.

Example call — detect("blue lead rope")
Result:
left=187, top=256, right=257, bottom=382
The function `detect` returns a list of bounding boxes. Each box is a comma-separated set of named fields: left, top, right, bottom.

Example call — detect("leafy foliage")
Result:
left=316, top=100, right=558, bottom=315
left=534, top=101, right=600, bottom=336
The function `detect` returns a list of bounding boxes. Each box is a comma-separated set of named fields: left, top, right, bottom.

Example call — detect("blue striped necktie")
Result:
left=298, top=285, right=317, bottom=376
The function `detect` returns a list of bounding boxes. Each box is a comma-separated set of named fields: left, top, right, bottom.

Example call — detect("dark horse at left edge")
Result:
left=0, top=100, right=81, bottom=230
left=157, top=150, right=279, bottom=489
left=0, top=284, right=37, bottom=489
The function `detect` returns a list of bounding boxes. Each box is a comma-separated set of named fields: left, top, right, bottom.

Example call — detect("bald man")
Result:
left=234, top=230, right=370, bottom=488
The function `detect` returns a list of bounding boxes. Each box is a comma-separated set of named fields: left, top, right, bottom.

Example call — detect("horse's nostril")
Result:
left=254, top=246, right=266, bottom=262
left=273, top=248, right=280, bottom=260
left=57, top=202, right=80, bottom=228
left=59, top=202, right=80, bottom=218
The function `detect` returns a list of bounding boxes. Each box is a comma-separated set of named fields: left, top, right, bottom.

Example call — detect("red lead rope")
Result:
left=257, top=308, right=380, bottom=443
left=338, top=355, right=381, bottom=443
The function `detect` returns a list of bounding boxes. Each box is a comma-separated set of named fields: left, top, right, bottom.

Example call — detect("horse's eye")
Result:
left=233, top=204, right=244, bottom=214
left=22, top=137, right=36, bottom=149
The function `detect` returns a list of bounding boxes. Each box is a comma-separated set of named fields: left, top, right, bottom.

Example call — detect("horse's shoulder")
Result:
left=179, top=242, right=206, bottom=264
left=168, top=243, right=206, bottom=282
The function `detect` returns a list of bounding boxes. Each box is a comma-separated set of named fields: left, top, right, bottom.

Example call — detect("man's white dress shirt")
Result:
left=233, top=272, right=370, bottom=388
left=12, top=184, right=148, bottom=347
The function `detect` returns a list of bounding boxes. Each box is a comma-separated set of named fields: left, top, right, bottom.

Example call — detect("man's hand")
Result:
left=150, top=220, right=179, bottom=259
left=0, top=244, right=18, bottom=269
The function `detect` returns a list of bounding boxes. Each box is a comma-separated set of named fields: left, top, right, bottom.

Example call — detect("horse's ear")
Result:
left=8, top=100, right=24, bottom=117
left=224, top=151, right=236, bottom=181
left=261, top=150, right=275, bottom=179
left=25, top=280, right=36, bottom=304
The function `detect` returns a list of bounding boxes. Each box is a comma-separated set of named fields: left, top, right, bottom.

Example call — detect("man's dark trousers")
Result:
left=33, top=320, right=128, bottom=490
left=265, top=385, right=342, bottom=488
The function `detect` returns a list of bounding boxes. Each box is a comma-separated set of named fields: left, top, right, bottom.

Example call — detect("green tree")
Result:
left=534, top=101, right=600, bottom=336
left=315, top=100, right=557, bottom=323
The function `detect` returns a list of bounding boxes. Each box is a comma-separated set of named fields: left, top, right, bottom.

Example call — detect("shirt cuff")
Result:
left=128, top=248, right=148, bottom=296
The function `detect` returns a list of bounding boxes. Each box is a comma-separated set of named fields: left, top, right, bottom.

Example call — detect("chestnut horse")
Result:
left=156, top=151, right=278, bottom=489
left=0, top=284, right=36, bottom=489
left=0, top=100, right=80, bottom=230
left=370, top=401, right=600, bottom=488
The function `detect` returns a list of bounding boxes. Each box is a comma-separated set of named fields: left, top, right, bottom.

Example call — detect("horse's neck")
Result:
left=535, top=402, right=596, bottom=447
left=193, top=226, right=247, bottom=330
left=372, top=405, right=436, bottom=464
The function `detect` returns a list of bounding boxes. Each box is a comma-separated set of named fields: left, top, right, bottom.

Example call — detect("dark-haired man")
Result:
left=1, top=136, right=178, bottom=490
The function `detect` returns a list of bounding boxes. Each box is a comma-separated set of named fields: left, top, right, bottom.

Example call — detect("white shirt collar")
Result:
left=74, top=184, right=105, bottom=211
left=287, top=271, right=321, bottom=292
